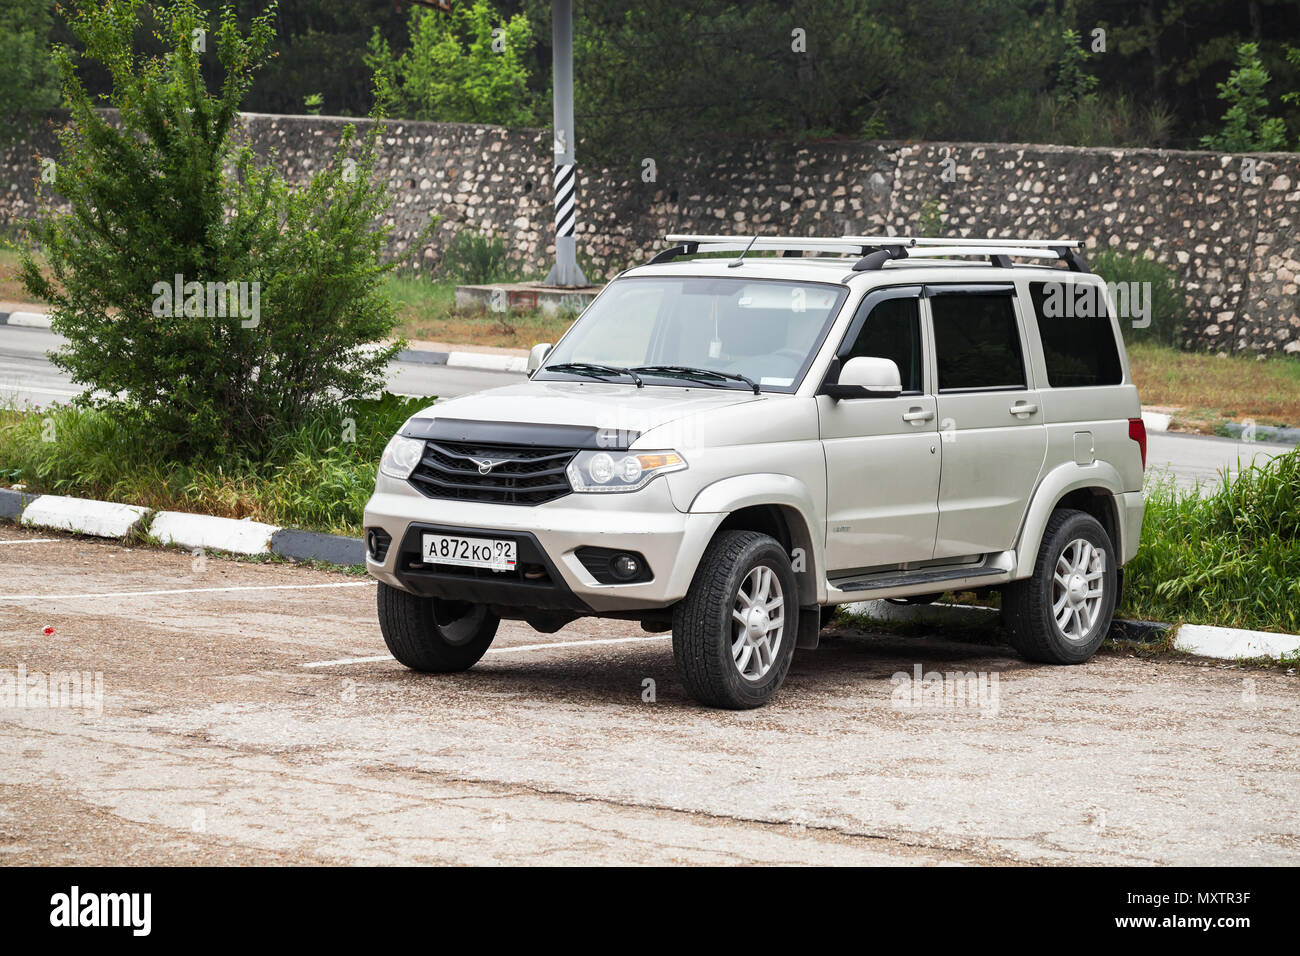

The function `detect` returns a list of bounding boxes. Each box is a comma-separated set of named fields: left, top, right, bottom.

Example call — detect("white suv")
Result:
left=364, top=235, right=1146, bottom=708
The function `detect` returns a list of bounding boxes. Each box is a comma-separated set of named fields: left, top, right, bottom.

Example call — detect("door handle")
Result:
left=902, top=407, right=935, bottom=423
left=1009, top=402, right=1038, bottom=417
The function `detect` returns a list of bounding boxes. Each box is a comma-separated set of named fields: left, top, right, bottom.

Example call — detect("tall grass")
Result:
left=0, top=393, right=431, bottom=537
left=1121, top=448, right=1300, bottom=633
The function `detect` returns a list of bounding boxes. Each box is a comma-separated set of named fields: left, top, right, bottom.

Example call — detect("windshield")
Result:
left=536, top=276, right=846, bottom=392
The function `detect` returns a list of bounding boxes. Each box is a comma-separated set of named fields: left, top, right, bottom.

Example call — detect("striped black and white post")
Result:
left=553, top=163, right=577, bottom=241
left=544, top=0, right=587, bottom=287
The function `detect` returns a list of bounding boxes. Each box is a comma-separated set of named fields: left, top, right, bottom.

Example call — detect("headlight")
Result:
left=567, top=450, right=686, bottom=493
left=379, top=435, right=425, bottom=479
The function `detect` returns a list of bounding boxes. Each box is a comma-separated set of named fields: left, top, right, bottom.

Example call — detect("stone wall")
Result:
left=3, top=112, right=1298, bottom=353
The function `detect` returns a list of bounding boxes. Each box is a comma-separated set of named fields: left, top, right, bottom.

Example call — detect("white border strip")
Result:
left=1175, top=624, right=1300, bottom=661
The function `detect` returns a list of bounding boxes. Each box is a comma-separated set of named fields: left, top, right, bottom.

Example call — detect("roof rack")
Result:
left=651, top=234, right=1090, bottom=273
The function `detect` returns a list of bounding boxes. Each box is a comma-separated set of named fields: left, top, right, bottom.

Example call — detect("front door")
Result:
left=819, top=286, right=940, bottom=573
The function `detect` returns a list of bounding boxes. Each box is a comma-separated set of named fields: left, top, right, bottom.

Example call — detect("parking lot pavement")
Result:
left=2, top=524, right=1297, bottom=866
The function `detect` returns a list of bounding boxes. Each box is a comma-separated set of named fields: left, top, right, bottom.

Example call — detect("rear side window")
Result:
left=931, top=292, right=1026, bottom=391
left=1029, top=281, right=1123, bottom=388
left=843, top=296, right=922, bottom=392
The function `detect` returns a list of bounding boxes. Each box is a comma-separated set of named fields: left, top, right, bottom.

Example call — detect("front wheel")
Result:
left=1002, top=509, right=1117, bottom=664
left=672, top=531, right=799, bottom=709
left=377, top=582, right=499, bottom=672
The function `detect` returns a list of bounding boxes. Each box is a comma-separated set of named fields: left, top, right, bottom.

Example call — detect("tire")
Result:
left=377, top=582, right=499, bottom=672
left=1003, top=509, right=1117, bottom=664
left=672, top=531, right=799, bottom=709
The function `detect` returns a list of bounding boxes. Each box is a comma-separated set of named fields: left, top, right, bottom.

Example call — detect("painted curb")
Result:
left=0, top=488, right=38, bottom=520
left=7, top=311, right=53, bottom=329
left=395, top=348, right=449, bottom=366
left=22, top=494, right=148, bottom=537
left=1175, top=624, right=1300, bottom=661
left=446, top=350, right=529, bottom=373
left=1108, top=619, right=1173, bottom=643
left=1140, top=410, right=1172, bottom=432
left=270, top=528, right=364, bottom=566
left=149, top=511, right=279, bottom=555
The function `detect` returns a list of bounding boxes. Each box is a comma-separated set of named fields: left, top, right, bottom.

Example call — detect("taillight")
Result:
left=1128, top=418, right=1147, bottom=470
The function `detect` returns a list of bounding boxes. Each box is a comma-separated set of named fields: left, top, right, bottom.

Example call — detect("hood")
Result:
left=400, top=378, right=766, bottom=448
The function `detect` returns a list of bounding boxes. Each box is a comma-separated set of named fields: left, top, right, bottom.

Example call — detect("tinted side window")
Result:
left=931, top=293, right=1026, bottom=391
left=843, top=296, right=922, bottom=392
left=1029, top=281, right=1123, bottom=387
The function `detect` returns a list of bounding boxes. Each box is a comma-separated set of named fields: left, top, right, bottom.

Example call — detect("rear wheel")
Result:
left=1003, top=509, right=1116, bottom=664
left=672, top=531, right=798, bottom=709
left=377, top=582, right=499, bottom=672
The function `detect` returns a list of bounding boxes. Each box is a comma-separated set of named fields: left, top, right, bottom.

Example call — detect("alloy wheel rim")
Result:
left=730, top=565, right=785, bottom=680
left=1052, top=538, right=1105, bottom=642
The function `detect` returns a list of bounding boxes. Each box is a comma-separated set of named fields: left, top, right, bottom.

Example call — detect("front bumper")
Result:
left=363, top=474, right=724, bottom=613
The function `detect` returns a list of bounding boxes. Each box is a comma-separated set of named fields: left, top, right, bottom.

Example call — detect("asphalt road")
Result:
left=0, top=324, right=520, bottom=407
left=1, top=523, right=1296, bottom=865
left=1, top=323, right=1290, bottom=493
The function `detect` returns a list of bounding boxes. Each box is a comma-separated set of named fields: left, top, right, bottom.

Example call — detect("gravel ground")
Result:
left=1, top=524, right=1296, bottom=865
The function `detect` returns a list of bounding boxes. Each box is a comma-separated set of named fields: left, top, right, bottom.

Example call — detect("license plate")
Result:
left=422, top=533, right=516, bottom=571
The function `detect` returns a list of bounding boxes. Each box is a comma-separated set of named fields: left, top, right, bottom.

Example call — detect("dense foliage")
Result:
left=19, top=0, right=400, bottom=458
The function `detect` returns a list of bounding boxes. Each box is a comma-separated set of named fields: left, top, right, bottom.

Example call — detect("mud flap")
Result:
left=796, top=606, right=820, bottom=650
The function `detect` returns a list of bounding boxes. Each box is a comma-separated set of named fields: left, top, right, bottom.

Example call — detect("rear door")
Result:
left=925, top=284, right=1047, bottom=559
left=818, top=285, right=940, bottom=572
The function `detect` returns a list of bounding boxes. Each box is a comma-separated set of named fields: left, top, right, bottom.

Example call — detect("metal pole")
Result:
left=544, top=0, right=587, bottom=286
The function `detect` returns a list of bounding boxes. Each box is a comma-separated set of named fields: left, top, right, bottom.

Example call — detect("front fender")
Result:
left=687, top=473, right=826, bottom=605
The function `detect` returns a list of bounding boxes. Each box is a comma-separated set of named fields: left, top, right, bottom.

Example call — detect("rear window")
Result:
left=1029, top=281, right=1123, bottom=388
left=931, top=292, right=1026, bottom=391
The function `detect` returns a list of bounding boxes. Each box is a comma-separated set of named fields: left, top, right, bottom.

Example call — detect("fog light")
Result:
left=609, top=553, right=642, bottom=581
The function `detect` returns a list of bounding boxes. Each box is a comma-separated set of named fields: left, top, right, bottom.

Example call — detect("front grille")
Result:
left=408, top=440, right=577, bottom=505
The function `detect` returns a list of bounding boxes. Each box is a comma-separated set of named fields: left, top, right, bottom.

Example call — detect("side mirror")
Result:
left=526, top=342, right=553, bottom=375
left=822, top=356, right=902, bottom=400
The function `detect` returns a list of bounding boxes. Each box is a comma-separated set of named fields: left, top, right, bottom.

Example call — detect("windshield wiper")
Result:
left=631, top=365, right=761, bottom=395
left=545, top=362, right=644, bottom=387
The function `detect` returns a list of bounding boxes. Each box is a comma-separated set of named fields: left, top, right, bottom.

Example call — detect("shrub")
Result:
left=439, top=228, right=515, bottom=284
left=20, top=0, right=400, bottom=460
left=1123, top=450, right=1300, bottom=633
left=1090, top=249, right=1187, bottom=348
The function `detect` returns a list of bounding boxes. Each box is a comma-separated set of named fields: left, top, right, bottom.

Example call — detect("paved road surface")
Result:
left=1, top=524, right=1296, bottom=865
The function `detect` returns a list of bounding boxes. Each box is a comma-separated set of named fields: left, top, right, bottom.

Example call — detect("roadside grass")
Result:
left=0, top=248, right=52, bottom=305
left=0, top=393, right=430, bottom=537
left=391, top=275, right=574, bottom=348
left=1127, top=343, right=1300, bottom=428
left=1117, top=449, right=1300, bottom=633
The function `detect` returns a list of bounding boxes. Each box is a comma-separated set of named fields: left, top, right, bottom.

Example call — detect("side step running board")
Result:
left=831, top=563, right=1005, bottom=594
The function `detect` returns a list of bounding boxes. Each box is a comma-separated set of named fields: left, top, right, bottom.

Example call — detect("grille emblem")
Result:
left=470, top=456, right=504, bottom=475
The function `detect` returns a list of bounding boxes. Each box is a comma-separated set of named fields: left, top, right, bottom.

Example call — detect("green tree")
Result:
left=0, top=0, right=61, bottom=142
left=20, top=0, right=400, bottom=457
left=1056, top=28, right=1100, bottom=104
left=1200, top=41, right=1288, bottom=151
left=365, top=0, right=535, bottom=125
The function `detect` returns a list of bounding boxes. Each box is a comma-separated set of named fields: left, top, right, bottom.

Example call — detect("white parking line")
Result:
left=0, top=581, right=376, bottom=601
left=300, top=634, right=672, bottom=668
left=0, top=539, right=60, bottom=545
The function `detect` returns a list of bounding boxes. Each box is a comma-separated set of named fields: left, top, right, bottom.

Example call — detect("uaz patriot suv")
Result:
left=364, top=234, right=1146, bottom=708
